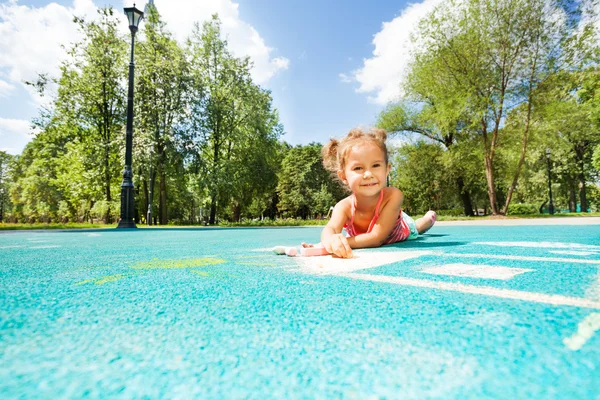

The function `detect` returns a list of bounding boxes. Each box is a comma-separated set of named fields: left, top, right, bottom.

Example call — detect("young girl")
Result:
left=303, top=127, right=436, bottom=258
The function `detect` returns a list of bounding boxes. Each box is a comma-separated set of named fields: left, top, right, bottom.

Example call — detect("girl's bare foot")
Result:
left=416, top=210, right=436, bottom=234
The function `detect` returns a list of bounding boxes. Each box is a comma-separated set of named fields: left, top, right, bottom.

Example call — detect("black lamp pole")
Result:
left=118, top=5, right=144, bottom=229
left=545, top=148, right=554, bottom=215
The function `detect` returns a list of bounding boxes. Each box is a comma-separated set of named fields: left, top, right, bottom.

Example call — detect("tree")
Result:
left=135, top=5, right=189, bottom=225
left=0, top=151, right=15, bottom=222
left=534, top=68, right=600, bottom=212
left=277, top=143, right=345, bottom=219
left=186, top=15, right=283, bottom=224
left=408, top=0, right=568, bottom=214
left=54, top=8, right=127, bottom=222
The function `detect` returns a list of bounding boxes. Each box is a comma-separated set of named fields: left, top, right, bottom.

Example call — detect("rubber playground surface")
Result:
left=1, top=219, right=599, bottom=399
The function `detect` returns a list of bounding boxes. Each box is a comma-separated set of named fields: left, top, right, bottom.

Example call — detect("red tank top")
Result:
left=343, top=190, right=411, bottom=244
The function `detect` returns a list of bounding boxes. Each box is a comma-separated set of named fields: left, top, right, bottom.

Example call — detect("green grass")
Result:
left=1, top=212, right=599, bottom=230
left=0, top=222, right=116, bottom=230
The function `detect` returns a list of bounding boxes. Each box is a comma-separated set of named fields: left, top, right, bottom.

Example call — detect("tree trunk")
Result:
left=484, top=155, right=499, bottom=215
left=568, top=178, right=577, bottom=212
left=579, top=164, right=587, bottom=213
left=575, top=146, right=588, bottom=213
left=143, top=178, right=149, bottom=225
left=456, top=176, right=474, bottom=216
left=104, top=144, right=112, bottom=224
left=160, top=167, right=167, bottom=224
left=232, top=201, right=241, bottom=222
left=209, top=193, right=217, bottom=225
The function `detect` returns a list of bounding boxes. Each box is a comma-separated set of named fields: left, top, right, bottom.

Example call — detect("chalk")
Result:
left=272, top=246, right=287, bottom=255
left=300, top=247, right=330, bottom=257
left=273, top=246, right=298, bottom=256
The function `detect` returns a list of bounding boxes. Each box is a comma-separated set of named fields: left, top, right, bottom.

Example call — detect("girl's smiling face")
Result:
left=338, top=142, right=390, bottom=196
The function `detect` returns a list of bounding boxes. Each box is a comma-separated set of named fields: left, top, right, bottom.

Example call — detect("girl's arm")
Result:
left=346, top=188, right=403, bottom=249
left=320, top=198, right=353, bottom=258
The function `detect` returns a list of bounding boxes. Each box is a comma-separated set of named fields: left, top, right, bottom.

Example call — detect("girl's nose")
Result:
left=364, top=170, right=373, bottom=178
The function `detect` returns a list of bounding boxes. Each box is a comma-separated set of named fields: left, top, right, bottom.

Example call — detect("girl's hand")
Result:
left=324, top=234, right=353, bottom=258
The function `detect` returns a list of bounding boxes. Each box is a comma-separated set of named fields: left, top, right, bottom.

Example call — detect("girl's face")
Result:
left=338, top=142, right=390, bottom=197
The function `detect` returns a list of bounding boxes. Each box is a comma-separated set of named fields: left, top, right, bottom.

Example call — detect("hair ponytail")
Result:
left=322, top=138, right=340, bottom=172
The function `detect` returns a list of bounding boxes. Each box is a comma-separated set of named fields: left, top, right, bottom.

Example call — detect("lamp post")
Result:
left=117, top=5, right=144, bottom=229
left=545, top=148, right=554, bottom=215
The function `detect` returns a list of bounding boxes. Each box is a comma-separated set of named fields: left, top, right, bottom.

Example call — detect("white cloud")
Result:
left=0, top=0, right=287, bottom=110
left=0, top=0, right=98, bottom=104
left=136, top=0, right=289, bottom=85
left=338, top=73, right=352, bottom=83
left=0, top=79, right=15, bottom=97
left=0, top=117, right=33, bottom=154
left=344, top=0, right=443, bottom=105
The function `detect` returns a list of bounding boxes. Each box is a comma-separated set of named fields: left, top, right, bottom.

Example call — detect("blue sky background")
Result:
left=0, top=0, right=443, bottom=154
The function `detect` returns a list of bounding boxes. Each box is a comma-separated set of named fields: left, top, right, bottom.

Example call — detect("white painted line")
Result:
left=30, top=245, right=61, bottom=249
left=549, top=250, right=598, bottom=257
left=344, top=273, right=600, bottom=309
left=438, top=218, right=600, bottom=226
left=475, top=241, right=600, bottom=251
left=563, top=312, right=600, bottom=350
left=421, top=264, right=532, bottom=280
left=0, top=245, right=25, bottom=249
left=293, top=250, right=438, bottom=275
left=444, top=253, right=600, bottom=265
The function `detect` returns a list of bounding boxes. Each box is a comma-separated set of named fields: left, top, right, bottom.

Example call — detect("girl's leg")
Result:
left=416, top=210, right=436, bottom=234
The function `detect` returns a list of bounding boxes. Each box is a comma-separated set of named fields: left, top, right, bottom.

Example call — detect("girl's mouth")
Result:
left=361, top=183, right=378, bottom=187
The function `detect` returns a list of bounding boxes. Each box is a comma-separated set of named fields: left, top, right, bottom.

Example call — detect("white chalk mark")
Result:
left=344, top=273, right=600, bottom=309
left=549, top=250, right=598, bottom=257
left=421, top=264, right=532, bottom=280
left=444, top=253, right=600, bottom=265
left=30, top=245, right=61, bottom=249
left=87, top=233, right=101, bottom=237
left=293, top=250, right=438, bottom=275
left=252, top=247, right=283, bottom=252
left=475, top=241, right=600, bottom=251
left=0, top=245, right=25, bottom=249
left=563, top=312, right=600, bottom=350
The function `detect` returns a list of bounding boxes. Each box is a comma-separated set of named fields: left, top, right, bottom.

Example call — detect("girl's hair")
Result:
left=322, top=127, right=388, bottom=173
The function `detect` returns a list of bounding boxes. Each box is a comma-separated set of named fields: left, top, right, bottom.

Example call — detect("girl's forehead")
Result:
left=346, top=142, right=385, bottom=161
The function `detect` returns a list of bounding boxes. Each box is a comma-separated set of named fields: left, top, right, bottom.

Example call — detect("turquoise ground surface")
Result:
left=1, top=225, right=599, bottom=399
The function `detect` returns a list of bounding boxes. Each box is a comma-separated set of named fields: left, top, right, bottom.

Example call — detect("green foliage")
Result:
left=437, top=208, right=465, bottom=217
left=186, top=16, right=283, bottom=224
left=389, top=141, right=444, bottom=214
left=593, top=145, right=600, bottom=171
left=506, top=203, right=539, bottom=215
left=7, top=3, right=600, bottom=225
left=135, top=6, right=189, bottom=225
left=0, top=151, right=14, bottom=222
left=277, top=143, right=344, bottom=219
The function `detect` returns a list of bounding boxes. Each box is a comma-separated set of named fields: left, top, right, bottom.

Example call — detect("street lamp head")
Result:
left=124, top=5, right=144, bottom=33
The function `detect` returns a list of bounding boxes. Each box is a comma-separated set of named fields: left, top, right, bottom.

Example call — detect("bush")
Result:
left=437, top=208, right=464, bottom=217
left=507, top=203, right=538, bottom=215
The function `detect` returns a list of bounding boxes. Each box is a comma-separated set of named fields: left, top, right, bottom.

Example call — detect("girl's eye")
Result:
left=353, top=167, right=362, bottom=171
left=373, top=164, right=381, bottom=168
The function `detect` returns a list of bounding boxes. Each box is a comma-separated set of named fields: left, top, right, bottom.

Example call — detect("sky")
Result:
left=0, top=0, right=476, bottom=154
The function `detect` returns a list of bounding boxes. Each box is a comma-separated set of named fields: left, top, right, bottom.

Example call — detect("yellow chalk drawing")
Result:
left=130, top=257, right=226, bottom=270
left=234, top=255, right=266, bottom=259
left=190, top=270, right=210, bottom=277
left=75, top=257, right=228, bottom=286
left=76, top=273, right=130, bottom=285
